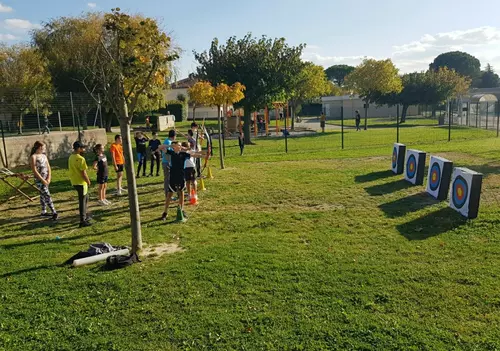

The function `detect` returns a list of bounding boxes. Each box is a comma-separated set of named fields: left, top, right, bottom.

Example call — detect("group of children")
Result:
left=29, top=123, right=208, bottom=228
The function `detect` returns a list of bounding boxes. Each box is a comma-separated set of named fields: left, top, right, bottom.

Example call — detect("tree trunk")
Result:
left=291, top=102, right=295, bottom=130
left=217, top=105, right=225, bottom=169
left=431, top=105, right=437, bottom=118
left=401, top=104, right=409, bottom=123
left=192, top=106, right=196, bottom=122
left=105, top=109, right=114, bottom=133
left=117, top=96, right=142, bottom=254
left=243, top=108, right=252, bottom=145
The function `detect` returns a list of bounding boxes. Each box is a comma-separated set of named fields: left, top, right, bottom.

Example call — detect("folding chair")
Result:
left=0, top=168, right=41, bottom=202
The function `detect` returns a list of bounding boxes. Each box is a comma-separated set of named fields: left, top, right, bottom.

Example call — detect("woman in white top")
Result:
left=30, top=141, right=58, bottom=220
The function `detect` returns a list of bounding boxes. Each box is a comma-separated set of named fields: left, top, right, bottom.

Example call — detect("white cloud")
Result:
left=0, top=33, right=16, bottom=40
left=87, top=2, right=96, bottom=8
left=0, top=3, right=12, bottom=12
left=305, top=26, right=500, bottom=74
left=4, top=18, right=41, bottom=31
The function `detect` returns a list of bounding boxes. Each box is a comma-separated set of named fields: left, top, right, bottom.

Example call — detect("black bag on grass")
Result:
left=105, top=253, right=141, bottom=270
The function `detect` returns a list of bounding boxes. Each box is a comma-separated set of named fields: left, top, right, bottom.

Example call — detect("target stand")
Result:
left=449, top=168, right=483, bottom=219
left=391, top=143, right=406, bottom=174
left=426, top=156, right=453, bottom=200
left=404, top=149, right=426, bottom=185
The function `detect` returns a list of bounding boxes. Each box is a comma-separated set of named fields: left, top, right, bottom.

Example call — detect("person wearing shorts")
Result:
left=110, top=135, right=126, bottom=195
left=93, top=143, right=111, bottom=206
left=161, top=130, right=176, bottom=197
left=181, top=141, right=196, bottom=199
left=160, top=141, right=205, bottom=221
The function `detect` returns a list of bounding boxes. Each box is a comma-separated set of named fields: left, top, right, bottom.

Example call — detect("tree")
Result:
left=289, top=62, right=332, bottom=128
left=478, top=64, right=500, bottom=88
left=35, top=9, right=178, bottom=253
left=187, top=81, right=214, bottom=121
left=324, top=64, right=355, bottom=86
left=0, top=44, right=53, bottom=134
left=345, top=59, right=402, bottom=129
left=194, top=34, right=304, bottom=144
left=430, top=51, right=481, bottom=80
left=375, top=68, right=471, bottom=123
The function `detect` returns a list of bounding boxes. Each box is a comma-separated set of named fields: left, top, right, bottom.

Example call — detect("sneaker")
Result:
left=103, top=199, right=112, bottom=205
left=171, top=196, right=178, bottom=201
left=161, top=212, right=168, bottom=221
left=97, top=200, right=107, bottom=206
left=147, top=174, right=153, bottom=177
left=40, top=213, right=52, bottom=217
left=136, top=174, right=141, bottom=179
left=52, top=213, right=58, bottom=221
left=79, top=221, right=92, bottom=228
left=120, top=188, right=127, bottom=193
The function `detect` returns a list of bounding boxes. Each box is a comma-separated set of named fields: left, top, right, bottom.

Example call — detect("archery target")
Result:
left=405, top=149, right=426, bottom=185
left=391, top=143, right=406, bottom=174
left=426, top=156, right=453, bottom=200
left=449, top=167, right=483, bottom=219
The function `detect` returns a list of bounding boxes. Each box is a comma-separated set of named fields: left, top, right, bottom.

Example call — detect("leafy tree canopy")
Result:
left=325, top=64, right=355, bottom=86
left=430, top=51, right=481, bottom=79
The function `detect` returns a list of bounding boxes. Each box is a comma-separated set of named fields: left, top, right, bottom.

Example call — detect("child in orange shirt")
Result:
left=110, top=135, right=126, bottom=196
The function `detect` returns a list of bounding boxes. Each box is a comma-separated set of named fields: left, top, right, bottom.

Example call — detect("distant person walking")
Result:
left=355, top=110, right=361, bottom=131
left=320, top=112, right=326, bottom=133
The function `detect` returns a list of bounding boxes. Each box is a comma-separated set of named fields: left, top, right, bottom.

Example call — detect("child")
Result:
left=148, top=131, right=161, bottom=177
left=159, top=142, right=205, bottom=221
left=320, top=112, right=326, bottom=133
left=181, top=141, right=197, bottom=199
left=355, top=110, right=361, bottom=131
left=135, top=131, right=149, bottom=178
left=30, top=141, right=58, bottom=220
left=238, top=130, right=245, bottom=156
left=92, top=144, right=111, bottom=206
left=110, top=135, right=126, bottom=195
left=68, top=141, right=91, bottom=228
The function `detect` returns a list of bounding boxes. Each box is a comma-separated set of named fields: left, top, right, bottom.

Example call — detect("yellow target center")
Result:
left=410, top=164, right=414, bottom=171
left=432, top=173, right=437, bottom=181
left=457, top=188, right=463, bottom=197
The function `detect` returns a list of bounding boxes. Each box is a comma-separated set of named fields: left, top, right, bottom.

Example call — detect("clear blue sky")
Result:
left=3, top=0, right=500, bottom=80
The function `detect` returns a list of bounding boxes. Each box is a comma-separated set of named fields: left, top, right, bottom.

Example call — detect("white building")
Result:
left=321, top=95, right=418, bottom=119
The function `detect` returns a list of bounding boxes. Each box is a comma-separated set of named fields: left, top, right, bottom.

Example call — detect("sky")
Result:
left=1, top=0, right=500, bottom=81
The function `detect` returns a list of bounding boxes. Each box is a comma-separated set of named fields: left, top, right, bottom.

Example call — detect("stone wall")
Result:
left=1, top=129, right=107, bottom=168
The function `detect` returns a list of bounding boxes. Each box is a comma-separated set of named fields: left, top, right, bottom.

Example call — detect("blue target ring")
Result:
left=452, top=175, right=468, bottom=209
left=406, top=154, right=417, bottom=179
left=392, top=147, right=398, bottom=169
left=429, top=162, right=441, bottom=191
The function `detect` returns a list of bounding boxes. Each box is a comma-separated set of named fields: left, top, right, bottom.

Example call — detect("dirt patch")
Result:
left=142, top=243, right=184, bottom=259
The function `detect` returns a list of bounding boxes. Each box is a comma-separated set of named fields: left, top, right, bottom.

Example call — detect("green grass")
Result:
left=1, top=124, right=500, bottom=350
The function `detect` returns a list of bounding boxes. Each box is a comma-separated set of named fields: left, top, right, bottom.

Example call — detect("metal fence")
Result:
left=0, top=90, right=103, bottom=137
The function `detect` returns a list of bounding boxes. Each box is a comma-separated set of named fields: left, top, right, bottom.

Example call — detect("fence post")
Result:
left=58, top=111, right=62, bottom=131
left=35, top=90, right=41, bottom=135
left=284, top=109, right=288, bottom=153
left=70, top=92, right=76, bottom=131
left=0, top=121, right=8, bottom=168
left=466, top=102, right=470, bottom=126
left=341, top=106, right=344, bottom=150
left=486, top=102, right=489, bottom=130
left=397, top=104, right=400, bottom=143
left=364, top=104, right=368, bottom=130
left=448, top=102, right=452, bottom=142
left=497, top=101, right=499, bottom=137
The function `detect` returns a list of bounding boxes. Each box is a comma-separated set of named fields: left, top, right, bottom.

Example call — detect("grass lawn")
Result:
left=1, top=124, right=500, bottom=350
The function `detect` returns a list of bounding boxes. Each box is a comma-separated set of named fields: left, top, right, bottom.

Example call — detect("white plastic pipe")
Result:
left=73, top=249, right=130, bottom=267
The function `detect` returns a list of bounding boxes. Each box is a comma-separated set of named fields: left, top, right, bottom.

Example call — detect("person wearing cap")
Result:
left=68, top=141, right=92, bottom=228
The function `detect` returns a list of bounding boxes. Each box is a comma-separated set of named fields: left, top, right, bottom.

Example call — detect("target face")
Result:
left=392, top=147, right=398, bottom=169
left=406, top=154, right=417, bottom=179
left=452, top=175, right=469, bottom=209
left=429, top=163, right=441, bottom=192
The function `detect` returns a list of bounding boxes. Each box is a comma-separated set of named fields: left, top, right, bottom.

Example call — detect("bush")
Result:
left=161, top=100, right=188, bottom=122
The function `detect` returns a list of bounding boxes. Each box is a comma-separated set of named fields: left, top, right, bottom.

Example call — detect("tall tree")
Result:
left=289, top=62, right=332, bottom=127
left=0, top=44, right=53, bottom=133
left=430, top=51, right=481, bottom=80
left=194, top=34, right=304, bottom=144
left=478, top=64, right=500, bottom=88
left=324, top=64, right=355, bottom=86
left=35, top=9, right=178, bottom=253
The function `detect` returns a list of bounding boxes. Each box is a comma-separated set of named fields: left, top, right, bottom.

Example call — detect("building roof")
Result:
left=171, top=76, right=198, bottom=89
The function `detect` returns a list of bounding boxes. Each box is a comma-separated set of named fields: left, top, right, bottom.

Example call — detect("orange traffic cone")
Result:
left=189, top=188, right=198, bottom=205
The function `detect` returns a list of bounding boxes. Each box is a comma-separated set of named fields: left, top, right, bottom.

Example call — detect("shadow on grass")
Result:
left=397, top=207, right=467, bottom=240
left=379, top=192, right=438, bottom=218
left=0, top=264, right=64, bottom=278
left=355, top=170, right=395, bottom=183
left=365, top=179, right=413, bottom=196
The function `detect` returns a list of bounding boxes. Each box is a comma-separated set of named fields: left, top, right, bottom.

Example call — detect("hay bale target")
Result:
left=449, top=168, right=483, bottom=219
left=426, top=156, right=453, bottom=200
left=391, top=143, right=406, bottom=174
left=405, top=149, right=426, bottom=185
